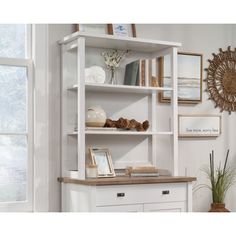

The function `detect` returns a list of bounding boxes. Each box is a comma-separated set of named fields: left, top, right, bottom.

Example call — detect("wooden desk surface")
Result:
left=58, top=176, right=196, bottom=186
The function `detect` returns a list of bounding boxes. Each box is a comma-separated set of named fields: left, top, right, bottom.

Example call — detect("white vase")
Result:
left=109, top=69, right=117, bottom=85
left=85, top=106, right=107, bottom=127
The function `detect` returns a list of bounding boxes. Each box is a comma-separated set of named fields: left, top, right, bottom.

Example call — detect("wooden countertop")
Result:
left=58, top=176, right=196, bottom=186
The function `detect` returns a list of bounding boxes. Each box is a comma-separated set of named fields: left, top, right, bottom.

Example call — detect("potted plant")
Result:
left=200, top=150, right=236, bottom=212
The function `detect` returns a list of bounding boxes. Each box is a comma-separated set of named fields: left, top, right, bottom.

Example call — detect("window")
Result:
left=0, top=24, right=32, bottom=211
left=0, top=24, right=28, bottom=58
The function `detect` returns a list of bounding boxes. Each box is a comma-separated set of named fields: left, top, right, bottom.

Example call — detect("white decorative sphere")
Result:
left=86, top=106, right=107, bottom=127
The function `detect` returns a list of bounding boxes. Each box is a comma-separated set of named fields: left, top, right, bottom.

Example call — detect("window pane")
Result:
left=0, top=66, right=27, bottom=133
left=0, top=24, right=27, bottom=58
left=0, top=135, right=27, bottom=202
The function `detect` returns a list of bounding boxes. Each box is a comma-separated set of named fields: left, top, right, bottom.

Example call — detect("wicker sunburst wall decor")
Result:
left=205, top=46, right=236, bottom=114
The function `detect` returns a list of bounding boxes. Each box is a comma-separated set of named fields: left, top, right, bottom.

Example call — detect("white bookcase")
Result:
left=59, top=31, right=180, bottom=179
left=59, top=32, right=197, bottom=212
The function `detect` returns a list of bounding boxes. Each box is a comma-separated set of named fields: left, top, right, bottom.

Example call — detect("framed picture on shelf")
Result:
left=178, top=115, right=221, bottom=137
left=89, top=148, right=116, bottom=178
left=107, top=24, right=136, bottom=37
left=158, top=52, right=203, bottom=104
left=75, top=24, right=109, bottom=34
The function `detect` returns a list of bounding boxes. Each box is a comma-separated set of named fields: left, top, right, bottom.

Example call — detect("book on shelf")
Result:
left=115, top=167, right=171, bottom=177
left=135, top=63, right=140, bottom=86
left=126, top=59, right=147, bottom=87
left=125, top=166, right=159, bottom=177
left=124, top=61, right=140, bottom=86
left=130, top=172, right=159, bottom=177
left=115, top=169, right=126, bottom=177
left=140, top=59, right=160, bottom=87
left=140, top=60, right=146, bottom=86
left=130, top=169, right=159, bottom=174
left=130, top=166, right=156, bottom=172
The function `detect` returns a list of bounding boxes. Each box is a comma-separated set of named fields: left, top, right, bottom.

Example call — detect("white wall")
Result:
left=45, top=24, right=236, bottom=212
left=136, top=24, right=236, bottom=212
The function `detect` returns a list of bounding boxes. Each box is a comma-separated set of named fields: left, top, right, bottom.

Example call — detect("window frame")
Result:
left=0, top=25, right=33, bottom=212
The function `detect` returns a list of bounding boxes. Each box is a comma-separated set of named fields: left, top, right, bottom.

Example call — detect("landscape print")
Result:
left=161, top=53, right=202, bottom=103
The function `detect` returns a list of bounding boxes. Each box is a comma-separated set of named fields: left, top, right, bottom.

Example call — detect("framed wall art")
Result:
left=89, top=148, right=116, bottom=178
left=178, top=115, right=221, bottom=137
left=107, top=24, right=136, bottom=37
left=158, top=52, right=203, bottom=104
left=75, top=24, right=109, bottom=34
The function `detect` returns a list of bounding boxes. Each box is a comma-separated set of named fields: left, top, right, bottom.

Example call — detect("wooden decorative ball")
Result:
left=205, top=46, right=236, bottom=114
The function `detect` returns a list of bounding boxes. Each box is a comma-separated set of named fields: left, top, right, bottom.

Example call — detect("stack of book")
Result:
left=126, top=166, right=159, bottom=177
left=123, top=59, right=159, bottom=87
left=124, top=60, right=145, bottom=86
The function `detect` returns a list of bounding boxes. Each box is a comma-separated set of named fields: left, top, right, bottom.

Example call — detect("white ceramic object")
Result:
left=86, top=106, right=107, bottom=127
left=86, top=165, right=98, bottom=178
left=68, top=170, right=79, bottom=179
left=85, top=66, right=106, bottom=84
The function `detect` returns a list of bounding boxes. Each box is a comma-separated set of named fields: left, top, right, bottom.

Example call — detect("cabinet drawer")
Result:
left=144, top=202, right=186, bottom=212
left=95, top=183, right=186, bottom=206
left=96, top=204, right=143, bottom=212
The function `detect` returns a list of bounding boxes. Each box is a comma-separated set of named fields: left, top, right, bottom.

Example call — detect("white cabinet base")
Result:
left=62, top=182, right=193, bottom=212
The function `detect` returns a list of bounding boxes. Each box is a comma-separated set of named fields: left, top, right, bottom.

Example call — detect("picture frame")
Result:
left=107, top=24, right=136, bottom=37
left=178, top=114, right=221, bottom=138
left=158, top=52, right=203, bottom=104
left=75, top=24, right=109, bottom=34
left=89, top=148, right=116, bottom=178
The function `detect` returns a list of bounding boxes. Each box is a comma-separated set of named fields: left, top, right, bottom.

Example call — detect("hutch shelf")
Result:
left=59, top=31, right=196, bottom=212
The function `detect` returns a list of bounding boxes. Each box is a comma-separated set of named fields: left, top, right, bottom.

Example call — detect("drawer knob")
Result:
left=162, top=190, right=170, bottom=195
left=117, top=192, right=125, bottom=197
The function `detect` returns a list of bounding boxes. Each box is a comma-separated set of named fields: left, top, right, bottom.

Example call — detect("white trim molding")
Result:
left=32, top=24, right=73, bottom=212
left=32, top=24, right=50, bottom=212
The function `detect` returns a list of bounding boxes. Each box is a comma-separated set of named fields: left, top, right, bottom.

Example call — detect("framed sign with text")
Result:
left=178, top=115, right=221, bottom=137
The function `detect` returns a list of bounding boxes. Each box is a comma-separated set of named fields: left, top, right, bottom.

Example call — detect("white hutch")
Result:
left=59, top=31, right=196, bottom=212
